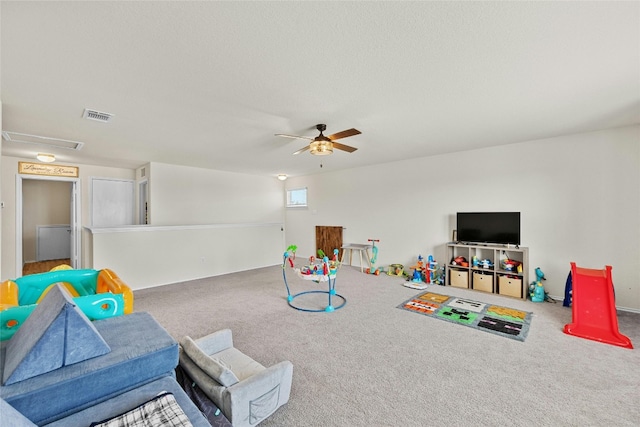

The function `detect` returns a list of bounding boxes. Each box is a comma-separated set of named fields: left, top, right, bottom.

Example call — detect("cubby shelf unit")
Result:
left=445, top=242, right=529, bottom=299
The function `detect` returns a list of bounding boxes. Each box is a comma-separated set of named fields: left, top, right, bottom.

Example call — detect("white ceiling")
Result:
left=1, top=1, right=638, bottom=178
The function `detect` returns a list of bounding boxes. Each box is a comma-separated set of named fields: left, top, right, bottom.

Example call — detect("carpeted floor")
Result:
left=134, top=264, right=640, bottom=427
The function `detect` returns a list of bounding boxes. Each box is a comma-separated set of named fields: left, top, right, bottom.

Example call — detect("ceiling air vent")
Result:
left=2, top=131, right=84, bottom=150
left=83, top=108, right=113, bottom=123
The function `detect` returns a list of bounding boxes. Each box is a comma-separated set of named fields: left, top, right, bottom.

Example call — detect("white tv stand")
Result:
left=446, top=242, right=529, bottom=299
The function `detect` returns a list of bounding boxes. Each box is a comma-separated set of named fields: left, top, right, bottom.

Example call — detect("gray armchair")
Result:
left=179, top=329, right=293, bottom=427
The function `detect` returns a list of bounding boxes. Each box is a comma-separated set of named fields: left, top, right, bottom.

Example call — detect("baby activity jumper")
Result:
left=282, top=245, right=346, bottom=312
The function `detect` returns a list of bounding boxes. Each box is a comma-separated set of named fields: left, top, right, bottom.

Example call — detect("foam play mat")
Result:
left=398, top=292, right=532, bottom=342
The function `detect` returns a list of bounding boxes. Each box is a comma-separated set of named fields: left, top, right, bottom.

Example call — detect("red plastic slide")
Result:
left=563, top=262, right=633, bottom=349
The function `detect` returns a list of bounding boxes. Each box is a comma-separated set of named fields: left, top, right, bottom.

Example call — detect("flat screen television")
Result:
left=456, top=212, right=521, bottom=246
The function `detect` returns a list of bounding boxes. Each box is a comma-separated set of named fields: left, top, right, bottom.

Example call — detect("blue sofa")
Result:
left=0, top=312, right=211, bottom=426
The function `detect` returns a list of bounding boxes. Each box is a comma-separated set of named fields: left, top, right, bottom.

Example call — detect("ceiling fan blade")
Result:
left=293, top=145, right=311, bottom=155
left=275, top=133, right=314, bottom=141
left=327, top=128, right=361, bottom=141
left=332, top=142, right=358, bottom=153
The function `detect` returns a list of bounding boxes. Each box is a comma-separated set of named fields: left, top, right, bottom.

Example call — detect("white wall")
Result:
left=88, top=223, right=283, bottom=289
left=148, top=162, right=284, bottom=225
left=284, top=125, right=640, bottom=311
left=86, top=162, right=286, bottom=288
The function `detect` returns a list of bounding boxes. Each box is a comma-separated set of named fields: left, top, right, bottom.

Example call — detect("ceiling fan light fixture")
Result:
left=280, top=123, right=359, bottom=156
left=310, top=140, right=333, bottom=156
left=36, top=153, right=56, bottom=163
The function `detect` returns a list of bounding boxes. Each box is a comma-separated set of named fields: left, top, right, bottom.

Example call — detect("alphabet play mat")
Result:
left=398, top=291, right=532, bottom=342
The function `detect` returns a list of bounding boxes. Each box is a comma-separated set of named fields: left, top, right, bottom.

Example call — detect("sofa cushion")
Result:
left=0, top=398, right=37, bottom=426
left=2, top=284, right=110, bottom=385
left=179, top=349, right=226, bottom=406
left=214, top=347, right=266, bottom=382
left=1, top=312, right=178, bottom=425
left=181, top=336, right=239, bottom=387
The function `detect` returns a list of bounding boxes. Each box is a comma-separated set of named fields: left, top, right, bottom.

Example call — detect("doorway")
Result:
left=138, top=180, right=148, bottom=225
left=16, top=175, right=81, bottom=276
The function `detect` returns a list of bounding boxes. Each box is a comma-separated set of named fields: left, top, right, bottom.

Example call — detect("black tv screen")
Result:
left=456, top=212, right=521, bottom=245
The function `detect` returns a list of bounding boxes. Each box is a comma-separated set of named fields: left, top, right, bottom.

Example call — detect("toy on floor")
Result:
left=387, top=264, right=405, bottom=277
left=281, top=245, right=346, bottom=313
left=403, top=254, right=433, bottom=290
left=426, top=256, right=445, bottom=286
left=409, top=254, right=438, bottom=283
left=529, top=267, right=546, bottom=302
left=563, top=262, right=632, bottom=349
left=0, top=266, right=134, bottom=341
left=425, top=255, right=440, bottom=284
left=410, top=255, right=425, bottom=282
left=365, top=239, right=381, bottom=275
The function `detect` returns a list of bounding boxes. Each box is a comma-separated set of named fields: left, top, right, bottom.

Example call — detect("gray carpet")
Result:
left=134, top=265, right=640, bottom=427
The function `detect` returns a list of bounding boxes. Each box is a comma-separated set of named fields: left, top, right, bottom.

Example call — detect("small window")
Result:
left=286, top=187, right=308, bottom=208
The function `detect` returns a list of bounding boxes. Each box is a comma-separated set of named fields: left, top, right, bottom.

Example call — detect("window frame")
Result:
left=286, top=187, right=308, bottom=208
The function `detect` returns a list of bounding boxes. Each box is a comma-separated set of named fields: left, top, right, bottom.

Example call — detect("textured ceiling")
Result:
left=1, top=1, right=639, bottom=178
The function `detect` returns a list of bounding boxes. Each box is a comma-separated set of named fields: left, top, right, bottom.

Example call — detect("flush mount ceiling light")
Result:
left=277, top=174, right=288, bottom=181
left=36, top=153, right=56, bottom=163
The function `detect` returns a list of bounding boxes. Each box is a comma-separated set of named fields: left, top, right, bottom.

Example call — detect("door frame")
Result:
left=16, top=174, right=81, bottom=274
left=138, top=179, right=148, bottom=225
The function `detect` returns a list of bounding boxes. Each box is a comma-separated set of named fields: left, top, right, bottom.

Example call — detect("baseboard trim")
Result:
left=548, top=294, right=640, bottom=314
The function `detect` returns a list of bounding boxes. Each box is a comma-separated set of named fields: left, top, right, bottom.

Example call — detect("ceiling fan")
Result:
left=276, top=124, right=361, bottom=156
